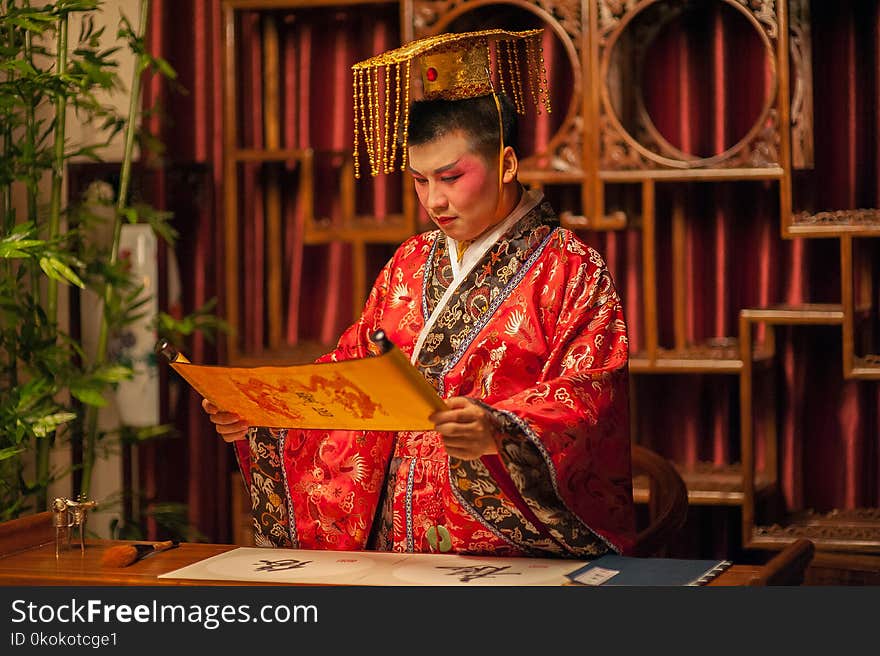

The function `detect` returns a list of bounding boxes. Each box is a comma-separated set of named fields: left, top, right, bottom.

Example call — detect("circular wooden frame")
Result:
left=600, top=0, right=779, bottom=169
left=420, top=0, right=583, bottom=171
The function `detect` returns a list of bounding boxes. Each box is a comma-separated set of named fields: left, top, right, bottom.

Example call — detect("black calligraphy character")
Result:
left=254, top=558, right=313, bottom=572
left=435, top=565, right=520, bottom=583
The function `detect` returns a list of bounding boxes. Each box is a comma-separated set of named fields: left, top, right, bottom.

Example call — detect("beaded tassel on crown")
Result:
left=351, top=29, right=551, bottom=179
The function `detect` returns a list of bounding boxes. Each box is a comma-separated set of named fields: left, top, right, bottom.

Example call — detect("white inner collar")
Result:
left=447, top=188, right=543, bottom=281
left=411, top=188, right=545, bottom=365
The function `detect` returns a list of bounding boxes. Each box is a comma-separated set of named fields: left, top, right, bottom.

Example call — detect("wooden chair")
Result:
left=630, top=443, right=689, bottom=557
left=747, top=538, right=815, bottom=586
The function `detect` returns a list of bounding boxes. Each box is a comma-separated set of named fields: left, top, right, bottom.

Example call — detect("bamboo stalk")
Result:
left=23, top=18, right=37, bottom=233
left=30, top=12, right=71, bottom=512
left=46, top=14, right=68, bottom=320
left=22, top=0, right=52, bottom=508
left=22, top=2, right=39, bottom=312
left=2, top=9, right=17, bottom=394
left=1, top=6, right=12, bottom=235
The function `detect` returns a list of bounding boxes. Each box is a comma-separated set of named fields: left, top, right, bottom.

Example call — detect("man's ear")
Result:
left=501, top=146, right=518, bottom=184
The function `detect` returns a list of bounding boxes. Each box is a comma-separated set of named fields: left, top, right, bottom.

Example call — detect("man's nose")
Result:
left=426, top=183, right=448, bottom=212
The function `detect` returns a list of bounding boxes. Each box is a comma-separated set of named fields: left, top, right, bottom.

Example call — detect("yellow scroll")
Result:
left=169, top=345, right=447, bottom=431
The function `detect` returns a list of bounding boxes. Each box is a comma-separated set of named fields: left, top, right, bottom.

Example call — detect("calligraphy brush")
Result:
left=100, top=540, right=179, bottom=567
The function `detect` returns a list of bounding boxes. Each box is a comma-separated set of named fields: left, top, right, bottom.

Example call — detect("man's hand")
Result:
left=202, top=398, right=249, bottom=442
left=429, top=397, right=499, bottom=460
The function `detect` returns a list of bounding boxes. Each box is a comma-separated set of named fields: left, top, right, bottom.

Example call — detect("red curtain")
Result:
left=143, top=1, right=879, bottom=549
left=140, top=0, right=229, bottom=541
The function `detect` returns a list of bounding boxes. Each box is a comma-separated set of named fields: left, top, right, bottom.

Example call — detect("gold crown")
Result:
left=351, top=28, right=551, bottom=178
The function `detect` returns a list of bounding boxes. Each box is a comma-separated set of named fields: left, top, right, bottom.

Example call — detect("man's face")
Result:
left=408, top=130, right=499, bottom=242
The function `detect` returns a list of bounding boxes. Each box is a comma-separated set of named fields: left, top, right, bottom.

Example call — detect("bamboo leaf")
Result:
left=0, top=243, right=40, bottom=258
left=4, top=16, right=55, bottom=34
left=38, top=256, right=85, bottom=288
left=0, top=446, right=26, bottom=462
left=93, top=364, right=133, bottom=384
left=31, top=412, right=77, bottom=438
left=153, top=56, right=177, bottom=80
left=14, top=380, right=55, bottom=413
left=8, top=223, right=36, bottom=237
left=69, top=385, right=107, bottom=408
left=57, top=0, right=102, bottom=14
left=0, top=59, right=38, bottom=76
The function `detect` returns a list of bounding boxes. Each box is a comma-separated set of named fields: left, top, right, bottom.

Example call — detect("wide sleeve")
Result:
left=481, top=250, right=635, bottom=556
left=232, top=249, right=398, bottom=478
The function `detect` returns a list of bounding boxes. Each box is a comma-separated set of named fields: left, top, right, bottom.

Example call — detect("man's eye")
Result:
left=440, top=174, right=461, bottom=183
left=413, top=177, right=428, bottom=185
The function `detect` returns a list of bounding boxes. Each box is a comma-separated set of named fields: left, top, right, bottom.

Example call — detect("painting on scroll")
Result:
left=169, top=349, right=446, bottom=431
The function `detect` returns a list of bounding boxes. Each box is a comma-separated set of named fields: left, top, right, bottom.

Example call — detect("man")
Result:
left=204, top=29, right=635, bottom=558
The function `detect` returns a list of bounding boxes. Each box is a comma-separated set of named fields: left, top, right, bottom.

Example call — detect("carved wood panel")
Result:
left=409, top=0, right=585, bottom=176
left=597, top=0, right=782, bottom=171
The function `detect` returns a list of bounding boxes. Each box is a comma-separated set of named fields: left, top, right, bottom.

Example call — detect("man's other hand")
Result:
left=202, top=398, right=249, bottom=442
left=430, top=397, right=499, bottom=460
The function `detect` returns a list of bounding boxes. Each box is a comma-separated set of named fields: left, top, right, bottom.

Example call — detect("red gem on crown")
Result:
left=426, top=67, right=438, bottom=82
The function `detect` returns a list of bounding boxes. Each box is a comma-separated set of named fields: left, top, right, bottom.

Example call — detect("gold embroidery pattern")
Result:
left=448, top=457, right=565, bottom=556
left=416, top=202, right=592, bottom=555
left=419, top=202, right=555, bottom=390
left=490, top=406, right=617, bottom=558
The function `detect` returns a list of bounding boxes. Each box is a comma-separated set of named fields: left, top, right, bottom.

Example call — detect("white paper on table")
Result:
left=158, top=547, right=589, bottom=586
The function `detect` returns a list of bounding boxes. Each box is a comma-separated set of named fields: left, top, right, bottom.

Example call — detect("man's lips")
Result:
left=434, top=215, right=456, bottom=225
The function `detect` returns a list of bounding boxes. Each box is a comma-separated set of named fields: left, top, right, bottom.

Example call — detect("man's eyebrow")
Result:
left=407, top=158, right=461, bottom=176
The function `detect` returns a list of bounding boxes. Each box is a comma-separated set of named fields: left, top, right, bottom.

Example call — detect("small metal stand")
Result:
left=52, top=496, right=97, bottom=558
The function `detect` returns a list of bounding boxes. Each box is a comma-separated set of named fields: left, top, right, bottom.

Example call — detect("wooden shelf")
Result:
left=851, top=356, right=880, bottom=380
left=740, top=303, right=845, bottom=324
left=599, top=167, right=784, bottom=183
left=788, top=223, right=880, bottom=237
left=749, top=508, right=880, bottom=554
left=630, top=339, right=774, bottom=374
left=633, top=462, right=775, bottom=507
left=789, top=209, right=880, bottom=237
left=518, top=169, right=585, bottom=184
left=223, top=0, right=397, bottom=9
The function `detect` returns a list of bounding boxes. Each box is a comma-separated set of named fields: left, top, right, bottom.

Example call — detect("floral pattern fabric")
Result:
left=247, top=427, right=293, bottom=547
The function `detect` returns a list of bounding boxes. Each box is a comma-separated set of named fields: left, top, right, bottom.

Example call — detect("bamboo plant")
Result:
left=0, top=0, right=223, bottom=534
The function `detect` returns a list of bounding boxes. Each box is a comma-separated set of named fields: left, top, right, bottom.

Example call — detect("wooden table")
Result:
left=0, top=512, right=761, bottom=586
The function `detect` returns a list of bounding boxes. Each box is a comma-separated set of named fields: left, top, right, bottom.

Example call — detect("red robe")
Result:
left=234, top=192, right=636, bottom=557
